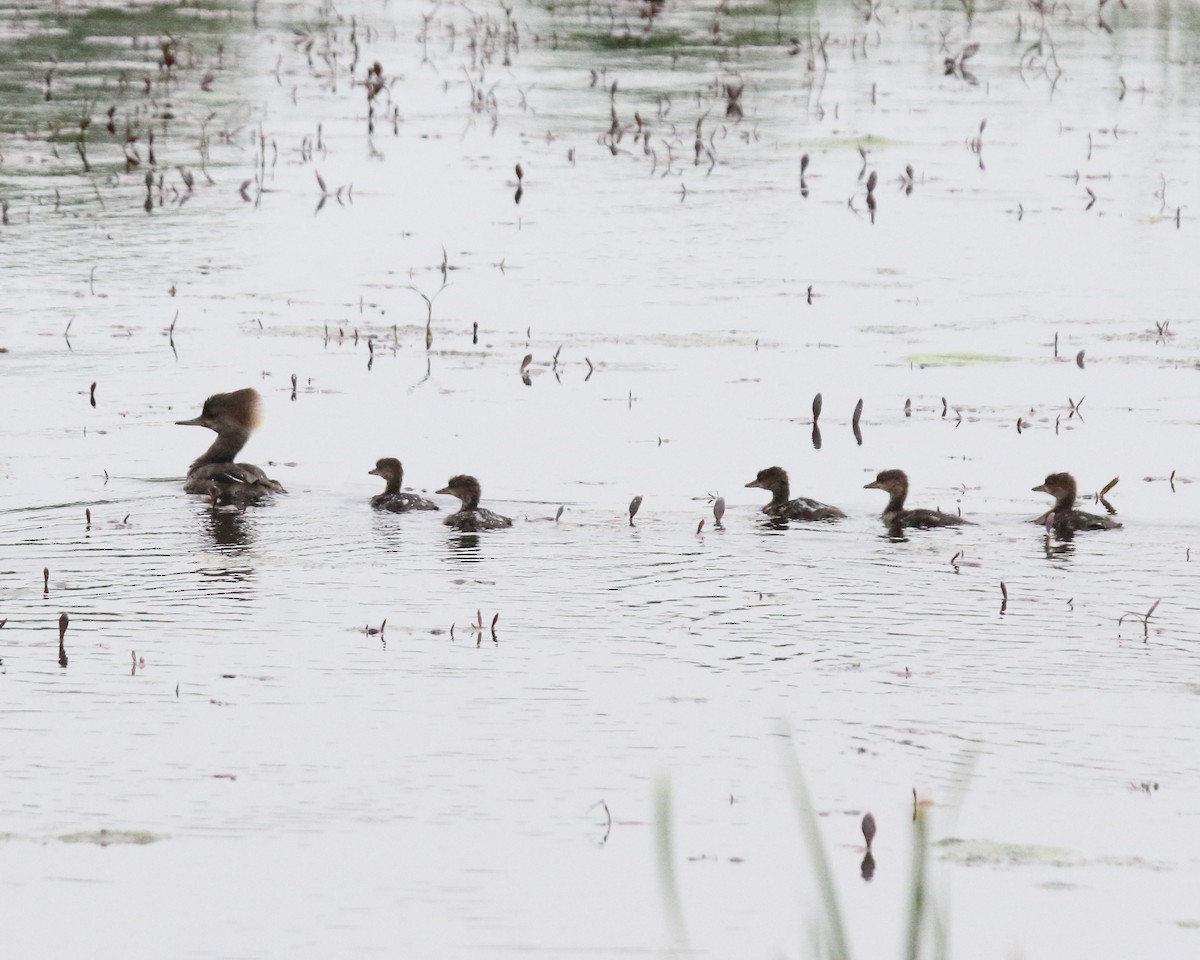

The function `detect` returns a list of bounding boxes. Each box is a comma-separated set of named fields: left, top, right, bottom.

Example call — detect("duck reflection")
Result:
left=203, top=506, right=255, bottom=549
left=1040, top=529, right=1076, bottom=559
left=447, top=532, right=482, bottom=559
left=191, top=510, right=258, bottom=593
left=860, top=849, right=876, bottom=881
left=883, top=522, right=908, bottom=542
left=369, top=513, right=413, bottom=553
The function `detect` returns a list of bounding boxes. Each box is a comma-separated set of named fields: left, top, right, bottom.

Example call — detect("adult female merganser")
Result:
left=176, top=388, right=285, bottom=502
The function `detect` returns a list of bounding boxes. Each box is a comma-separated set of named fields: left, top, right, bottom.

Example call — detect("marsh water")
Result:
left=2, top=0, right=1199, bottom=956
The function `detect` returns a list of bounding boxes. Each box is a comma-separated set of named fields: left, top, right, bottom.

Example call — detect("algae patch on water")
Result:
left=570, top=28, right=690, bottom=51
left=58, top=829, right=164, bottom=846
left=936, top=837, right=1078, bottom=867
left=938, top=837, right=1168, bottom=870
left=905, top=352, right=1018, bottom=367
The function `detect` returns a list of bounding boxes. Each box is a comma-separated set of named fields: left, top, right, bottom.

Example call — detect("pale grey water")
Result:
left=1, top=0, right=1199, bottom=957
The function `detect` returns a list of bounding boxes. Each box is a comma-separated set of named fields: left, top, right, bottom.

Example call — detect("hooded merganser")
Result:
left=863, top=469, right=969, bottom=529
left=1032, top=472, right=1121, bottom=533
left=368, top=458, right=438, bottom=512
left=176, top=388, right=286, bottom=501
left=745, top=466, right=845, bottom=521
left=437, top=475, right=512, bottom=531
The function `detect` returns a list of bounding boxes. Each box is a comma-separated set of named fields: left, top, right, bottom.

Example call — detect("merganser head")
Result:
left=369, top=458, right=404, bottom=483
left=176, top=388, right=263, bottom=435
left=1032, top=472, right=1077, bottom=506
left=745, top=466, right=790, bottom=495
left=864, top=469, right=909, bottom=497
left=437, top=474, right=482, bottom=510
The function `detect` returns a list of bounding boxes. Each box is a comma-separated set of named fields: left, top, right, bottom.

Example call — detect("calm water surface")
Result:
left=1, top=0, right=1199, bottom=957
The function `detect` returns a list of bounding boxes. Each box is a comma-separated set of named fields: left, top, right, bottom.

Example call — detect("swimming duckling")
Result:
left=437, top=475, right=512, bottom=531
left=1032, top=472, right=1121, bottom=533
left=368, top=458, right=438, bottom=513
left=863, top=469, right=969, bottom=529
left=745, top=466, right=845, bottom=521
left=176, top=388, right=285, bottom=502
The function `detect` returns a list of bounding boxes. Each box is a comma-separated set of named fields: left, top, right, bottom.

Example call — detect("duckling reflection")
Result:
left=1040, top=533, right=1076, bottom=561
left=863, top=469, right=970, bottom=530
left=1032, top=472, right=1121, bottom=536
left=437, top=475, right=512, bottom=531
left=176, top=388, right=285, bottom=503
left=745, top=466, right=845, bottom=521
left=368, top=511, right=416, bottom=553
left=446, top=532, right=483, bottom=558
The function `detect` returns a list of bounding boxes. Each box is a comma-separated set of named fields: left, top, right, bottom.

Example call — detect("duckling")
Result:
left=1032, top=472, right=1121, bottom=533
left=437, top=475, right=512, bottom=531
left=863, top=469, right=969, bottom=529
left=745, top=466, right=845, bottom=521
left=368, top=458, right=438, bottom=513
left=176, top=388, right=285, bottom=502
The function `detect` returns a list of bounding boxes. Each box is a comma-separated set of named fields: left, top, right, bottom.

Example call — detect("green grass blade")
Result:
left=654, top=773, right=688, bottom=948
left=777, top=726, right=852, bottom=960
left=904, top=806, right=930, bottom=960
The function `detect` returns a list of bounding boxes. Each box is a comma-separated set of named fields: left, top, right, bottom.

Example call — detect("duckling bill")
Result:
left=864, top=469, right=969, bottom=529
left=1032, top=472, right=1121, bottom=533
left=437, top=475, right=512, bottom=531
left=176, top=388, right=285, bottom=501
left=369, top=458, right=438, bottom=513
left=745, top=466, right=844, bottom=521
